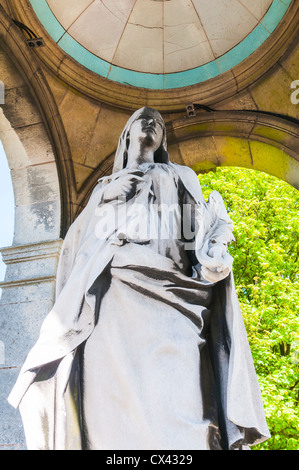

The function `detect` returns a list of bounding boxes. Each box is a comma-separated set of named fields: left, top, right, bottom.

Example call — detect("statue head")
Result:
left=113, top=107, right=169, bottom=172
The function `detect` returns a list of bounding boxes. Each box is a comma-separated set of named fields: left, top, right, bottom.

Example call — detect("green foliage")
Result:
left=199, top=167, right=299, bottom=450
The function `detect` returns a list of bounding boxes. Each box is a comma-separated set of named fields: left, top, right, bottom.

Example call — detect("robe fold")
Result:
left=8, top=162, right=270, bottom=450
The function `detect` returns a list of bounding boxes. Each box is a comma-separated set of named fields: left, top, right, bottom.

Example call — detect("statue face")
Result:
left=129, top=109, right=164, bottom=157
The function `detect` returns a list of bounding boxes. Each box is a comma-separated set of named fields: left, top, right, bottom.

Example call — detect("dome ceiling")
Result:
left=29, top=0, right=292, bottom=89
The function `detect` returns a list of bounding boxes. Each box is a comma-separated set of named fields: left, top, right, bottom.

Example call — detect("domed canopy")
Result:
left=30, top=0, right=291, bottom=88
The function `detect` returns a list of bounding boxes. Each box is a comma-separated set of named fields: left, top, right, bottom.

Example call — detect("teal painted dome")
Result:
left=30, top=0, right=292, bottom=89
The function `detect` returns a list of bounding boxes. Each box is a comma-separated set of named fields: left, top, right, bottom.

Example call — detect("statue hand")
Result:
left=102, top=171, right=145, bottom=203
left=196, top=238, right=233, bottom=283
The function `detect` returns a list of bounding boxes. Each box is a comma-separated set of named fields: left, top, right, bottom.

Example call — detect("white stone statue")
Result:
left=8, top=107, right=270, bottom=450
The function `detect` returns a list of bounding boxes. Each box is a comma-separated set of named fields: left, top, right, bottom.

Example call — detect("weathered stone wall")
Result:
left=0, top=43, right=62, bottom=449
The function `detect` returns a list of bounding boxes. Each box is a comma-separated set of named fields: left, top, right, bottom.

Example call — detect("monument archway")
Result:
left=0, top=0, right=298, bottom=450
left=167, top=111, right=299, bottom=190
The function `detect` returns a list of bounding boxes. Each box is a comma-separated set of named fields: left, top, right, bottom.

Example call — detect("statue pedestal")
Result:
left=0, top=239, right=63, bottom=449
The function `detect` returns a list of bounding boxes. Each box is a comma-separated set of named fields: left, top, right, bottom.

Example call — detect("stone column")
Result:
left=0, top=35, right=64, bottom=449
left=0, top=239, right=63, bottom=449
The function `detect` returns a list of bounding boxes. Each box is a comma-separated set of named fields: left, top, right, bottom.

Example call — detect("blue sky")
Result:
left=0, top=141, right=15, bottom=283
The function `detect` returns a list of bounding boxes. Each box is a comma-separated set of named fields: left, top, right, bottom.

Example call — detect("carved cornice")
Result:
left=0, top=239, right=63, bottom=288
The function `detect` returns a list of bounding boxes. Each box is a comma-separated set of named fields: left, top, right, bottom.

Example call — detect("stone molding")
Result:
left=0, top=239, right=63, bottom=289
left=0, top=239, right=63, bottom=449
left=167, top=110, right=299, bottom=160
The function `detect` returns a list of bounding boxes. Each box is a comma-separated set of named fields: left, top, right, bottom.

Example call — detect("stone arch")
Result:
left=0, top=6, right=75, bottom=232
left=75, top=110, right=299, bottom=219
left=0, top=104, right=61, bottom=246
left=0, top=1, right=297, bottom=450
left=167, top=111, right=299, bottom=190
left=0, top=12, right=65, bottom=449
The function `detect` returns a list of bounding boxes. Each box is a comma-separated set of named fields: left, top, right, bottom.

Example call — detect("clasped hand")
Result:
left=102, top=171, right=145, bottom=202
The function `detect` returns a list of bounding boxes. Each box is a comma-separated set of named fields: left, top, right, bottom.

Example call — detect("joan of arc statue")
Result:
left=8, top=107, right=270, bottom=450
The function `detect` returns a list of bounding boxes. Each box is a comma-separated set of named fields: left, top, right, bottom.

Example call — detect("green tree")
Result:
left=199, top=167, right=299, bottom=450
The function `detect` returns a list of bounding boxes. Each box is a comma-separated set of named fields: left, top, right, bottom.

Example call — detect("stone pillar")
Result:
left=0, top=35, right=63, bottom=449
left=0, top=239, right=63, bottom=449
